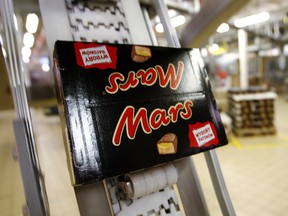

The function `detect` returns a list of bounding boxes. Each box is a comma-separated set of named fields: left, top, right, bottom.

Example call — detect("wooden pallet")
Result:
left=233, top=127, right=276, bottom=136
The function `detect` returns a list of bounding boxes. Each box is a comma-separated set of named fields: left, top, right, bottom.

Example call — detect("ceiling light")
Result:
left=217, top=23, right=230, bottom=33
left=155, top=15, right=186, bottom=33
left=22, top=56, right=30, bottom=63
left=42, top=63, right=50, bottom=72
left=21, top=46, right=31, bottom=58
left=23, top=32, right=35, bottom=48
left=13, top=14, right=18, bottom=31
left=201, top=48, right=208, bottom=57
left=284, top=44, right=288, bottom=56
left=26, top=13, right=39, bottom=34
left=234, top=12, right=270, bottom=28
left=155, top=9, right=178, bottom=23
left=39, top=56, right=49, bottom=65
left=209, top=43, right=219, bottom=52
left=155, top=23, right=164, bottom=33
left=171, top=15, right=186, bottom=27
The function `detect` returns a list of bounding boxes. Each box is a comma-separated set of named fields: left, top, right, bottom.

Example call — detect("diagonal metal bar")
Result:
left=153, top=0, right=236, bottom=215
left=179, top=0, right=250, bottom=47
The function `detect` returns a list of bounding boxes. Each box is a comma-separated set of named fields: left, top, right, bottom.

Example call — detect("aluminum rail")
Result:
left=153, top=0, right=208, bottom=215
left=0, top=0, right=50, bottom=215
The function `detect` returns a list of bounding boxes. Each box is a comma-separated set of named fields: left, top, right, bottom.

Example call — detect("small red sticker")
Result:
left=74, top=42, right=117, bottom=69
left=188, top=121, right=219, bottom=148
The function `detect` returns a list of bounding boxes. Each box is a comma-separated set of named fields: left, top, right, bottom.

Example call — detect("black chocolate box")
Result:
left=53, top=41, right=228, bottom=185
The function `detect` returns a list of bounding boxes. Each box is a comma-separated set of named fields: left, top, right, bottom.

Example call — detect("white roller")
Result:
left=125, top=173, right=146, bottom=199
left=151, top=166, right=167, bottom=191
left=124, top=163, right=178, bottom=199
left=164, top=163, right=178, bottom=185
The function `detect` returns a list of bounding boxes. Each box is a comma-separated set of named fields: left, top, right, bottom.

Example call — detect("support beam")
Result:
left=180, top=0, right=250, bottom=47
left=238, top=29, right=248, bottom=88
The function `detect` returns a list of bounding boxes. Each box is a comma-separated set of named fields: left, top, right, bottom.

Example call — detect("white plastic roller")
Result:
left=122, top=163, right=178, bottom=199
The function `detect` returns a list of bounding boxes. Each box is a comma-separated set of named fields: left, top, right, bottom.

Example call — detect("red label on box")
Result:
left=188, top=121, right=219, bottom=147
left=74, top=42, right=117, bottom=69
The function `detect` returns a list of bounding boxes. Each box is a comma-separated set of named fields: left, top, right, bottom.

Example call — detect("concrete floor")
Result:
left=0, top=96, right=288, bottom=216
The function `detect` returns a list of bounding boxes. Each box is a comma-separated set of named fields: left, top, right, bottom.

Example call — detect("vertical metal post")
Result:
left=238, top=29, right=248, bottom=88
left=154, top=0, right=236, bottom=215
left=0, top=0, right=49, bottom=215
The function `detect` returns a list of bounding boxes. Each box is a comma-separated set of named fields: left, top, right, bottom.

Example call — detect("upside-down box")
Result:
left=53, top=41, right=228, bottom=185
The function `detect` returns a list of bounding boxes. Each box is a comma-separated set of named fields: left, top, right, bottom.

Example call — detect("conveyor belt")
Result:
left=57, top=1, right=185, bottom=215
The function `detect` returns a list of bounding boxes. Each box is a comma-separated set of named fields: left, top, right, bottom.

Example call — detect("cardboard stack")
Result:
left=228, top=87, right=277, bottom=136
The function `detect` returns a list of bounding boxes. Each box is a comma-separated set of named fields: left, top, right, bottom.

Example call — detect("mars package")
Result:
left=53, top=41, right=228, bottom=185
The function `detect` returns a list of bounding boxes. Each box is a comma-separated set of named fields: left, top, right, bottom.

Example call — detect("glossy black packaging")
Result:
left=53, top=41, right=228, bottom=185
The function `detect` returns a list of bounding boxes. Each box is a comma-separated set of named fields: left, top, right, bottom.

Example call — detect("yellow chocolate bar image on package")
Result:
left=157, top=133, right=178, bottom=154
left=131, top=45, right=152, bottom=63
